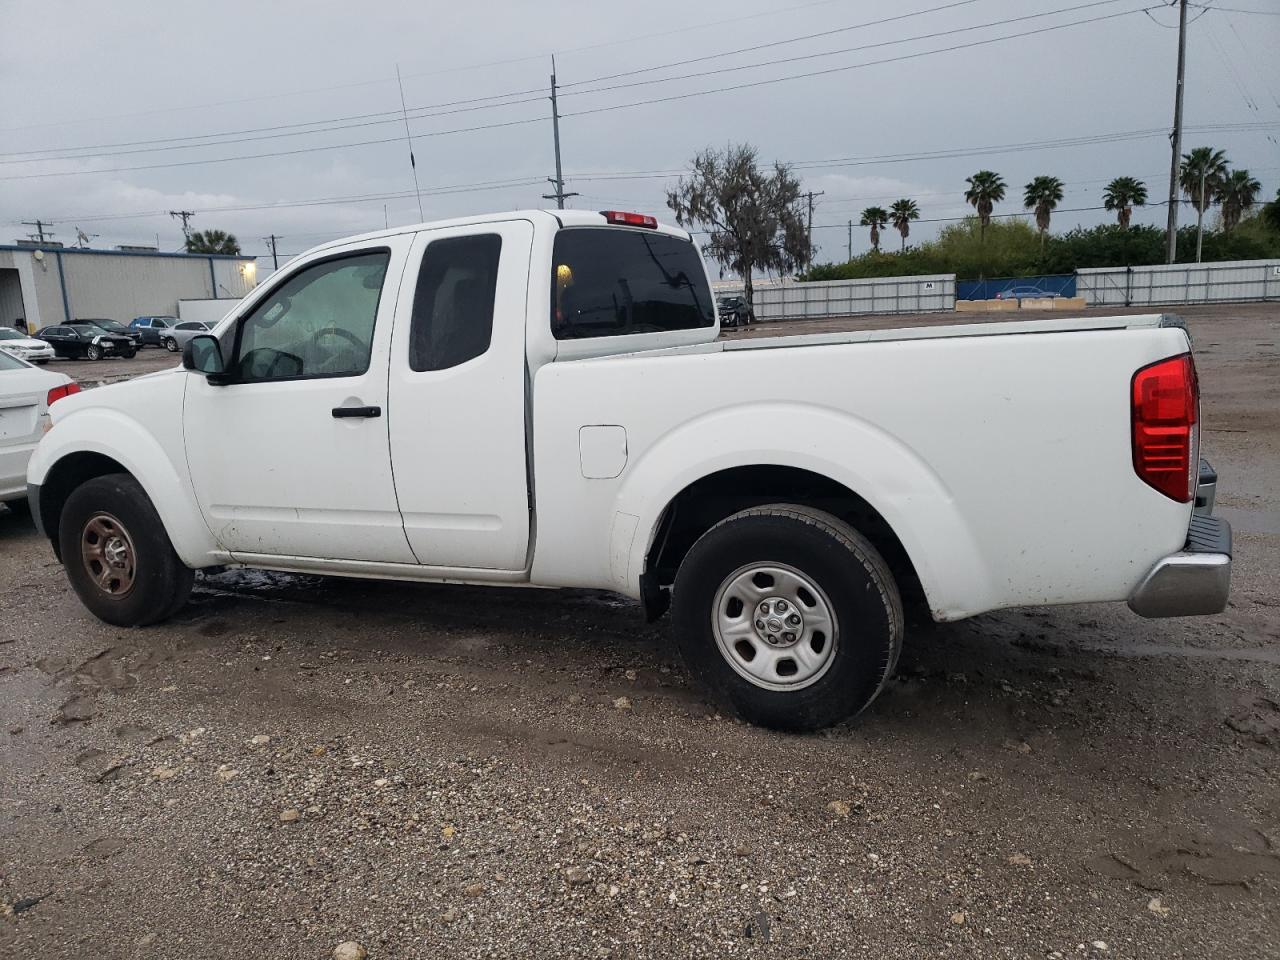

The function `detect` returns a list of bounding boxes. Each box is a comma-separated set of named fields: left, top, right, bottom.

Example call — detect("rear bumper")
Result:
left=1128, top=514, right=1232, bottom=618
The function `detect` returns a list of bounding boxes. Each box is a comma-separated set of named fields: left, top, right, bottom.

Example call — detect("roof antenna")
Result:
left=396, top=64, right=424, bottom=222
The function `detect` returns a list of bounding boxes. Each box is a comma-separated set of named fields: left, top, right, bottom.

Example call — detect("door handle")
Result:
left=332, top=405, right=381, bottom=419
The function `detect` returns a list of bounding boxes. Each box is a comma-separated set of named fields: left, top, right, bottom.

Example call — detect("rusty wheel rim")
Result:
left=80, top=512, right=137, bottom=598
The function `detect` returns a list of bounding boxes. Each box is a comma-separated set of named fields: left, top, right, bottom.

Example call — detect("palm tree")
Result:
left=1218, top=168, right=1262, bottom=233
left=1179, top=147, right=1227, bottom=262
left=1023, top=175, right=1065, bottom=250
left=186, top=229, right=241, bottom=255
left=889, top=198, right=920, bottom=252
left=1103, top=176, right=1148, bottom=229
left=859, top=206, right=889, bottom=253
left=964, top=170, right=1006, bottom=242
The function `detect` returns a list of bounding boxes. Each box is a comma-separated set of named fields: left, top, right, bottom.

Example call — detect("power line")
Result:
left=3, top=2, right=1153, bottom=174
left=1191, top=3, right=1280, bottom=14
left=0, top=0, right=861, bottom=136
left=561, top=0, right=1135, bottom=100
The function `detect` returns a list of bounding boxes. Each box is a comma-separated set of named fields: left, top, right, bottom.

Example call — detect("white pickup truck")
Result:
left=26, top=209, right=1231, bottom=730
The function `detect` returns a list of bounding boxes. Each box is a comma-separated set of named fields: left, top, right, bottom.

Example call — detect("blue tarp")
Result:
left=957, top=274, right=1076, bottom=300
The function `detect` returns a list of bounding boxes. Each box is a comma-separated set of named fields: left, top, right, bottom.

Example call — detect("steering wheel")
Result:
left=310, top=326, right=366, bottom=354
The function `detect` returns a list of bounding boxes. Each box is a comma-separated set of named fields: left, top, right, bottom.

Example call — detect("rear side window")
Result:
left=409, top=234, right=502, bottom=372
left=551, top=228, right=714, bottom=340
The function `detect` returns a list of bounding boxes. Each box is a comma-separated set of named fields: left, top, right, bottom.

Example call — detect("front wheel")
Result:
left=163, top=337, right=178, bottom=353
left=85, top=344, right=102, bottom=360
left=671, top=504, right=903, bottom=731
left=58, top=474, right=193, bottom=627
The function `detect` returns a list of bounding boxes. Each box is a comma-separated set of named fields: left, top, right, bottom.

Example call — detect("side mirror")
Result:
left=183, top=334, right=228, bottom=383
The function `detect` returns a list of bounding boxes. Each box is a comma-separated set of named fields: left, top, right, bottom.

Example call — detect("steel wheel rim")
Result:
left=711, top=562, right=838, bottom=691
left=80, top=512, right=137, bottom=598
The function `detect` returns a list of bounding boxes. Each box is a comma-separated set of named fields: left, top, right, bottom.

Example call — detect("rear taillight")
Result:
left=47, top=382, right=81, bottom=407
left=1131, top=353, right=1198, bottom=502
left=601, top=210, right=658, bottom=228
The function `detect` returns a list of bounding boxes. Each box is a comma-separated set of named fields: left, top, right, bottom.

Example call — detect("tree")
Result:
left=889, top=198, right=920, bottom=252
left=1102, top=176, right=1148, bottom=229
left=1023, top=175, right=1065, bottom=250
left=666, top=144, right=808, bottom=309
left=1218, top=168, right=1262, bottom=233
left=1179, top=146, right=1227, bottom=262
left=859, top=206, right=889, bottom=253
left=1263, top=188, right=1280, bottom=232
left=186, top=229, right=241, bottom=255
left=964, top=170, right=1006, bottom=242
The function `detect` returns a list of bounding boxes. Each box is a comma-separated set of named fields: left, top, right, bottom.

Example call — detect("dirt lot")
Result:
left=2, top=303, right=1277, bottom=959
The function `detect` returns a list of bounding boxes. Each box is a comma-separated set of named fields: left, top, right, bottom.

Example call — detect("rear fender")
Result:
left=616, top=402, right=993, bottom=620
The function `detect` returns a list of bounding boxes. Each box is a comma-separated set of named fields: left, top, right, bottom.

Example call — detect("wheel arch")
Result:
left=29, top=410, right=220, bottom=567
left=615, top=403, right=995, bottom=622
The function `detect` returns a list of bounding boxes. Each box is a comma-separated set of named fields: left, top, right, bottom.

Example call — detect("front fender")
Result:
left=28, top=408, right=221, bottom=568
left=615, top=402, right=993, bottom=621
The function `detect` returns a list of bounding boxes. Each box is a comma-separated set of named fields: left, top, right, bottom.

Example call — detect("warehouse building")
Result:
left=0, top=243, right=258, bottom=332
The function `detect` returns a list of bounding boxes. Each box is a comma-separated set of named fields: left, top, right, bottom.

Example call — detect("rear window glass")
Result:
left=551, top=228, right=713, bottom=340
left=0, top=350, right=24, bottom=370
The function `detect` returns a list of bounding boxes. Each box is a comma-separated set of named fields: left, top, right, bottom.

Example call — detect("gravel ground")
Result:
left=1, top=303, right=1277, bottom=959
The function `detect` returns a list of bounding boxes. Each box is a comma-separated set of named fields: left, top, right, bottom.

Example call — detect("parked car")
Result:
left=128, top=316, right=177, bottom=346
left=35, top=324, right=137, bottom=360
left=0, top=350, right=78, bottom=508
left=160, top=321, right=212, bottom=353
left=69, top=318, right=143, bottom=346
left=716, top=295, right=753, bottom=328
left=994, top=285, right=1060, bottom=300
left=27, top=209, right=1231, bottom=731
left=0, top=327, right=55, bottom=364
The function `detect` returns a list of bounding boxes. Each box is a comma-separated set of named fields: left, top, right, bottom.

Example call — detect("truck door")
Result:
left=183, top=238, right=416, bottom=563
left=386, top=219, right=533, bottom=570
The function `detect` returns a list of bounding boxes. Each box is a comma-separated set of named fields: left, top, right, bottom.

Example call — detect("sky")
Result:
left=1, top=0, right=1277, bottom=269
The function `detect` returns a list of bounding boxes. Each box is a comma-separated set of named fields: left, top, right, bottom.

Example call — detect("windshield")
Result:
left=0, top=329, right=23, bottom=340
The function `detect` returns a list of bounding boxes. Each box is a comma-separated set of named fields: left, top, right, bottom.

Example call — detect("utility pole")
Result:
left=169, top=210, right=195, bottom=246
left=801, top=190, right=824, bottom=270
left=263, top=234, right=281, bottom=270
left=1164, top=0, right=1188, bottom=264
left=21, top=219, right=54, bottom=243
left=395, top=64, right=424, bottom=221
left=847, top=220, right=853, bottom=261
left=542, top=56, right=577, bottom=209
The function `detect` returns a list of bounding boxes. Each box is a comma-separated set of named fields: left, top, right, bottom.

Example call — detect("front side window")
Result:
left=408, top=234, right=501, bottom=372
left=233, top=251, right=389, bottom=383
left=551, top=228, right=714, bottom=340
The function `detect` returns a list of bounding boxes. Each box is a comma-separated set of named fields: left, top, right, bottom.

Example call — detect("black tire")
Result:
left=163, top=338, right=178, bottom=353
left=85, top=344, right=102, bottom=361
left=58, top=474, right=193, bottom=627
left=671, top=504, right=903, bottom=732
left=121, top=346, right=137, bottom=359
left=35, top=359, right=49, bottom=365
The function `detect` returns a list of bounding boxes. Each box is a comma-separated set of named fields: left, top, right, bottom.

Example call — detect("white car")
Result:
left=160, top=321, right=212, bottom=353
left=1, top=350, right=77, bottom=507
left=26, top=209, right=1231, bottom=730
left=0, top=327, right=56, bottom=364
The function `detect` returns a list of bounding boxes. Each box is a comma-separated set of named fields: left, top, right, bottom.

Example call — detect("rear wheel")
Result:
left=671, top=504, right=903, bottom=731
left=58, top=474, right=193, bottom=626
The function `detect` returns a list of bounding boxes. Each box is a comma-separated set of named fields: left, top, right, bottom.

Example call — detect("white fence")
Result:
left=719, top=274, right=955, bottom=320
left=1077, top=259, right=1280, bottom=307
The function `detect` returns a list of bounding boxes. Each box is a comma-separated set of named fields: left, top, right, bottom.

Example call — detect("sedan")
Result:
left=69, top=318, right=143, bottom=346
left=160, top=320, right=212, bottom=352
left=129, top=316, right=177, bottom=347
left=0, top=349, right=78, bottom=507
left=36, top=324, right=137, bottom=360
left=0, top=327, right=55, bottom=364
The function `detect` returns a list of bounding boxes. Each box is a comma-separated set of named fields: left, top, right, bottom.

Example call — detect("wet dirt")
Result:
left=1, top=302, right=1277, bottom=958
